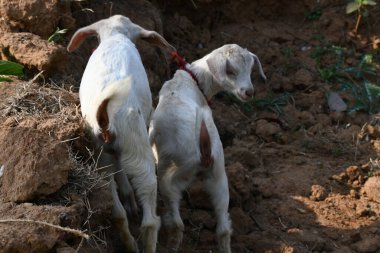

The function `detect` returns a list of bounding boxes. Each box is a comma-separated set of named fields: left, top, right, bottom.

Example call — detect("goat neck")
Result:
left=187, top=59, right=222, bottom=101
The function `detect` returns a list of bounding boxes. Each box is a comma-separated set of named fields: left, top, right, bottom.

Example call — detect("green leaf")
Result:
left=48, top=28, right=68, bottom=43
left=56, top=28, right=68, bottom=35
left=363, top=0, right=377, bottom=6
left=363, top=9, right=369, bottom=17
left=0, top=60, right=24, bottom=76
left=0, top=76, right=14, bottom=82
left=346, top=2, right=361, bottom=13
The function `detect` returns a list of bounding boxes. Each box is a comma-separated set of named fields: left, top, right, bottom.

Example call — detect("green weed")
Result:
left=305, top=8, right=322, bottom=21
left=310, top=42, right=380, bottom=114
left=346, top=0, right=377, bottom=33
left=48, top=27, right=68, bottom=43
left=281, top=47, right=294, bottom=59
left=218, top=91, right=291, bottom=114
left=332, top=147, right=345, bottom=157
left=0, top=60, right=24, bottom=82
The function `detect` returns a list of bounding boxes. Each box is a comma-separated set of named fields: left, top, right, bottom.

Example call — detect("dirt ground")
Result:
left=0, top=0, right=380, bottom=252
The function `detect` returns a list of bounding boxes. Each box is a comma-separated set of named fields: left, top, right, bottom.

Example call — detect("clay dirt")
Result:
left=0, top=0, right=380, bottom=252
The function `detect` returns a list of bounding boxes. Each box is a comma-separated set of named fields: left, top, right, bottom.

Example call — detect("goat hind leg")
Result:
left=204, top=161, right=232, bottom=253
left=110, top=175, right=139, bottom=253
left=158, top=161, right=190, bottom=252
left=123, top=158, right=160, bottom=253
left=114, top=168, right=139, bottom=217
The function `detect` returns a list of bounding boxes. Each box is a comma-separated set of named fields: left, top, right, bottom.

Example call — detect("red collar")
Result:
left=170, top=52, right=210, bottom=105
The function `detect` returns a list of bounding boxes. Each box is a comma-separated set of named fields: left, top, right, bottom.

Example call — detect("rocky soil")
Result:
left=0, top=0, right=379, bottom=252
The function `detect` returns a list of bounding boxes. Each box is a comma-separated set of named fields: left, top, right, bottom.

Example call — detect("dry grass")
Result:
left=1, top=75, right=79, bottom=118
left=0, top=75, right=114, bottom=251
left=59, top=144, right=115, bottom=251
left=0, top=219, right=89, bottom=239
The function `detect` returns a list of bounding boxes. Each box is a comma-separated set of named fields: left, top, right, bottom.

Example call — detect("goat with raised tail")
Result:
left=67, top=15, right=175, bottom=253
left=149, top=44, right=266, bottom=252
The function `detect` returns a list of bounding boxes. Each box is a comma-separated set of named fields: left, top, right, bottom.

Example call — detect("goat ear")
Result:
left=250, top=52, right=267, bottom=81
left=67, top=26, right=97, bottom=52
left=138, top=29, right=176, bottom=52
left=206, top=52, right=226, bottom=84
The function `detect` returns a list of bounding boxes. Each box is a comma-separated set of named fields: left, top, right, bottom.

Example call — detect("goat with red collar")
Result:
left=149, top=44, right=266, bottom=252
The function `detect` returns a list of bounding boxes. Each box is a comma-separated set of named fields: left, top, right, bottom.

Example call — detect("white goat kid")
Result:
left=67, top=15, right=175, bottom=253
left=149, top=44, right=266, bottom=253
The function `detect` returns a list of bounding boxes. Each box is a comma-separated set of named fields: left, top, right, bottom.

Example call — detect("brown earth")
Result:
left=0, top=0, right=380, bottom=252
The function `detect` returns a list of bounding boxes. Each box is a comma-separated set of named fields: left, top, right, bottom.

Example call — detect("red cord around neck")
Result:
left=170, top=52, right=210, bottom=105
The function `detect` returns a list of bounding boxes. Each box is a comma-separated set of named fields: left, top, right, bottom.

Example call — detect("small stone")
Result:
left=255, top=119, right=281, bottom=142
left=328, top=91, right=347, bottom=112
left=294, top=69, right=313, bottom=87
left=310, top=185, right=328, bottom=201
left=349, top=189, right=358, bottom=199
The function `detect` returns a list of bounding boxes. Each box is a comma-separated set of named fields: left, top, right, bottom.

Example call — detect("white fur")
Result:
left=149, top=44, right=266, bottom=253
left=68, top=15, right=175, bottom=253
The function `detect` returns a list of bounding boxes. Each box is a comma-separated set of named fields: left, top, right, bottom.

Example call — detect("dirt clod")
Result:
left=230, top=207, right=255, bottom=235
left=351, top=235, right=380, bottom=253
left=0, top=0, right=73, bottom=37
left=310, top=185, right=328, bottom=201
left=0, top=202, right=84, bottom=253
left=362, top=176, right=380, bottom=202
left=0, top=32, right=66, bottom=76
left=0, top=127, right=72, bottom=202
left=255, top=119, right=281, bottom=142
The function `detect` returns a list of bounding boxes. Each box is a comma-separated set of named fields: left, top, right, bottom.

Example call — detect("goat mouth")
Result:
left=237, top=93, right=252, bottom=102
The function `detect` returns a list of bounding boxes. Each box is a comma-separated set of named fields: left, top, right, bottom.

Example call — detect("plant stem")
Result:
left=354, top=13, right=362, bottom=34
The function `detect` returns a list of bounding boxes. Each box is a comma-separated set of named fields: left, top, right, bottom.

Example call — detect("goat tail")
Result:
left=195, top=107, right=214, bottom=168
left=92, top=77, right=133, bottom=143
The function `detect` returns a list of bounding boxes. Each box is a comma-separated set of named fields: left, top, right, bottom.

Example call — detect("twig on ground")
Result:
left=0, top=219, right=89, bottom=239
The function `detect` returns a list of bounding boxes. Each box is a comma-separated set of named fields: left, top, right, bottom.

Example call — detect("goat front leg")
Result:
left=110, top=174, right=139, bottom=253
left=204, top=155, right=232, bottom=253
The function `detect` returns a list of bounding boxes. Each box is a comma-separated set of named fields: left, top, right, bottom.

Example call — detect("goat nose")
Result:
left=245, top=89, right=254, bottom=98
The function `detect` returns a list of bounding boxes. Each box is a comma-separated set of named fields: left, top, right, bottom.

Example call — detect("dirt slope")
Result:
left=0, top=0, right=380, bottom=252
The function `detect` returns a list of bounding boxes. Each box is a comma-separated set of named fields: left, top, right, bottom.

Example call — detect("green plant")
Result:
left=279, top=47, right=300, bottom=76
left=218, top=91, right=291, bottom=114
left=344, top=53, right=377, bottom=78
left=341, top=80, right=380, bottom=113
left=311, top=33, right=325, bottom=42
left=305, top=8, right=322, bottom=21
left=281, top=47, right=294, bottom=59
left=346, top=0, right=377, bottom=33
left=0, top=60, right=24, bottom=82
left=48, top=27, right=68, bottom=43
left=332, top=147, right=345, bottom=157
left=372, top=48, right=380, bottom=63
left=310, top=42, right=380, bottom=114
left=318, top=66, right=339, bottom=81
left=311, top=45, right=345, bottom=66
